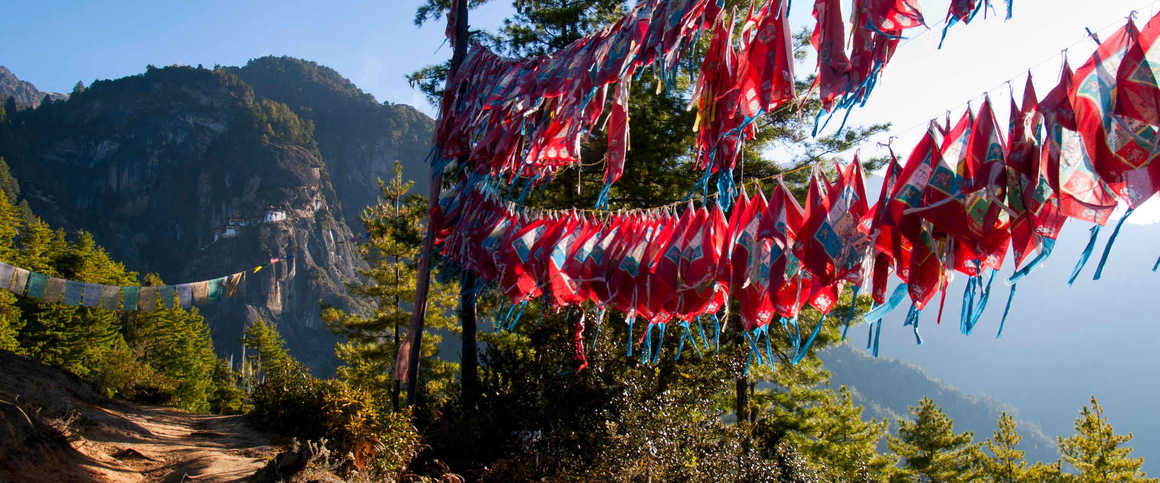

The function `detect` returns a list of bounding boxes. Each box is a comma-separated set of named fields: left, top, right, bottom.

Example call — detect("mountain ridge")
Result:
left=0, top=66, right=68, bottom=109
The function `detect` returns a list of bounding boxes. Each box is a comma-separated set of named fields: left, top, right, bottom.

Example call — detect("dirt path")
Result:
left=0, top=351, right=284, bottom=483
left=70, top=404, right=281, bottom=482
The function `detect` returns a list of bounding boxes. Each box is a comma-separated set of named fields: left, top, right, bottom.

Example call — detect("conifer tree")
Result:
left=0, top=157, right=19, bottom=205
left=323, top=161, right=460, bottom=409
left=1057, top=396, right=1155, bottom=482
left=888, top=397, right=984, bottom=482
left=0, top=189, right=23, bottom=351
left=981, top=412, right=1062, bottom=482
left=783, top=385, right=899, bottom=480
left=243, top=318, right=292, bottom=375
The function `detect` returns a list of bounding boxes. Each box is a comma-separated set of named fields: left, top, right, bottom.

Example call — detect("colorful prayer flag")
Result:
left=82, top=282, right=102, bottom=307
left=23, top=271, right=45, bottom=299
left=207, top=277, right=226, bottom=302
left=158, top=285, right=176, bottom=309
left=43, top=277, right=66, bottom=303
left=176, top=283, right=194, bottom=309
left=9, top=267, right=29, bottom=295
left=121, top=286, right=140, bottom=311
left=138, top=286, right=159, bottom=313
left=100, top=285, right=121, bottom=310
left=226, top=272, right=245, bottom=297
left=0, top=262, right=14, bottom=291
left=192, top=280, right=210, bottom=304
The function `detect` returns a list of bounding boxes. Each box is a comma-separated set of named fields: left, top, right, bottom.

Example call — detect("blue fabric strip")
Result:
left=872, top=318, right=883, bottom=357
left=842, top=285, right=861, bottom=342
left=863, top=284, right=909, bottom=324
left=712, top=314, right=721, bottom=353
left=906, top=305, right=923, bottom=345
left=1068, top=225, right=1101, bottom=285
left=651, top=323, right=667, bottom=365
left=793, top=314, right=827, bottom=365
left=1009, top=237, right=1055, bottom=284
left=625, top=315, right=635, bottom=357
left=997, top=283, right=1017, bottom=339
left=62, top=280, right=84, bottom=306
left=1093, top=206, right=1134, bottom=281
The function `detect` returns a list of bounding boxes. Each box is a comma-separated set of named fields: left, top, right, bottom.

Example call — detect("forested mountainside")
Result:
left=820, top=343, right=1058, bottom=465
left=0, top=62, right=434, bottom=374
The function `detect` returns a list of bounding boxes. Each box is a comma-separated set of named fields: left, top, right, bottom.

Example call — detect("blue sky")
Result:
left=0, top=1, right=511, bottom=110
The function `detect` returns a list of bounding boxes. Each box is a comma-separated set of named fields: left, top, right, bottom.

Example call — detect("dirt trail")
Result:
left=71, top=403, right=281, bottom=482
left=0, top=351, right=284, bottom=482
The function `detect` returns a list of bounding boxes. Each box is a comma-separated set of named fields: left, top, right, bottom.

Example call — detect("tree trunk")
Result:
left=736, top=375, right=750, bottom=425
left=394, top=0, right=470, bottom=407
left=460, top=271, right=479, bottom=409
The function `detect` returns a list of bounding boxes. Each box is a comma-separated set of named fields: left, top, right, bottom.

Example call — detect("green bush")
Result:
left=248, top=360, right=422, bottom=478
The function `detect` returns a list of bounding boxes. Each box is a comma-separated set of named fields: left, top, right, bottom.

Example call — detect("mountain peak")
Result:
left=0, top=65, right=68, bottom=109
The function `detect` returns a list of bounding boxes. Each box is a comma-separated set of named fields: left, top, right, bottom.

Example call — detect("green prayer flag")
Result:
left=157, top=285, right=175, bottom=309
left=121, top=286, right=139, bottom=311
left=207, top=277, right=225, bottom=302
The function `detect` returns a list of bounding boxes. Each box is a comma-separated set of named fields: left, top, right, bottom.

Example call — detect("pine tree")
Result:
left=889, top=397, right=984, bottom=482
left=243, top=318, right=292, bottom=376
left=208, top=358, right=247, bottom=414
left=0, top=189, right=23, bottom=351
left=324, top=161, right=460, bottom=409
left=981, top=412, right=1062, bottom=482
left=788, top=385, right=899, bottom=480
left=1057, top=396, right=1155, bottom=482
left=0, top=157, right=20, bottom=208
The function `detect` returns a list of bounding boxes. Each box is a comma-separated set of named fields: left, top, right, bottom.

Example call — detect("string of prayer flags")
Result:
left=0, top=257, right=285, bottom=312
left=433, top=0, right=998, bottom=206
left=431, top=9, right=1160, bottom=367
left=436, top=0, right=716, bottom=192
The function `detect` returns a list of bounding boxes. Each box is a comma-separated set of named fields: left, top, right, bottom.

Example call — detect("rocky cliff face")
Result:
left=228, top=57, right=435, bottom=233
left=0, top=65, right=378, bottom=374
left=0, top=66, right=67, bottom=109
